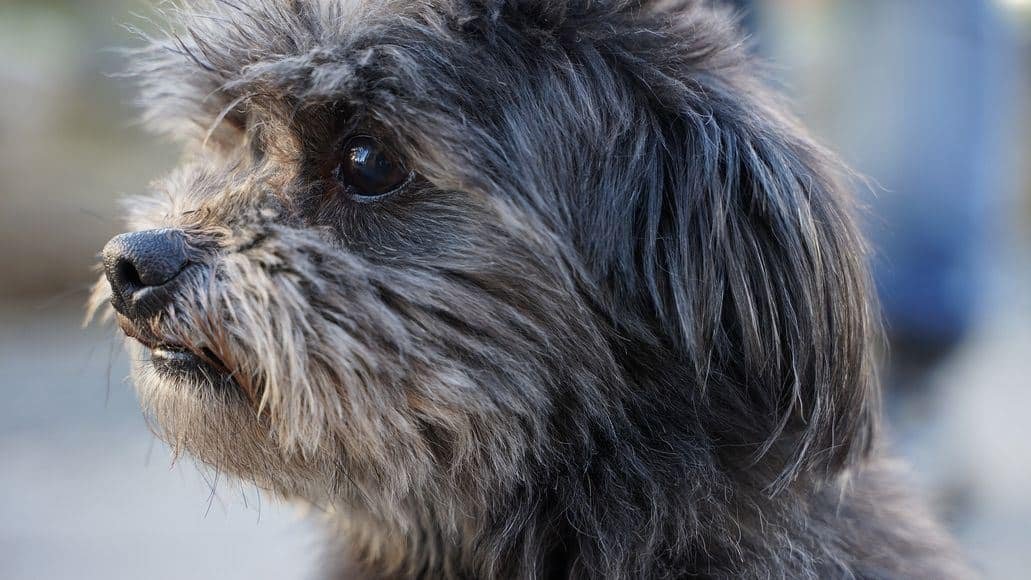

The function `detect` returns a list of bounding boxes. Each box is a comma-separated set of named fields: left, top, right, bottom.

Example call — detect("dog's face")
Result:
left=92, top=0, right=878, bottom=516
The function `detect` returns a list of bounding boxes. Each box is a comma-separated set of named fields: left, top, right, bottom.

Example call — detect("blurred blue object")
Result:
left=848, top=0, right=1016, bottom=361
left=734, top=0, right=1019, bottom=374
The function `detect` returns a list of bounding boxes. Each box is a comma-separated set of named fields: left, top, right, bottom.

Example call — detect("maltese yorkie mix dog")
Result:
left=91, top=1, right=969, bottom=578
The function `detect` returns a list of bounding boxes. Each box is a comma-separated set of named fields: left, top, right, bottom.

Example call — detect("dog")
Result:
left=89, top=1, right=970, bottom=578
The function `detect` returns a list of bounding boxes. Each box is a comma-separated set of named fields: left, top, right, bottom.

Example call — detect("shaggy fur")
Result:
left=90, top=1, right=970, bottom=578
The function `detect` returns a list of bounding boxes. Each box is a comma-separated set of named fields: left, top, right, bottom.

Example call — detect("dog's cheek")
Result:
left=403, top=367, right=539, bottom=485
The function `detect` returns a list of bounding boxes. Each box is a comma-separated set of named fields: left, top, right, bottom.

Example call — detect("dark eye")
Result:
left=335, top=135, right=412, bottom=199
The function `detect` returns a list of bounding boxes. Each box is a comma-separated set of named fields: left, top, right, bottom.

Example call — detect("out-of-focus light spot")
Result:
left=996, top=0, right=1031, bottom=12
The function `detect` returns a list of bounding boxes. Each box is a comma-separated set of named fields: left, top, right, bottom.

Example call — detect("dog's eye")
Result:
left=335, top=136, right=412, bottom=199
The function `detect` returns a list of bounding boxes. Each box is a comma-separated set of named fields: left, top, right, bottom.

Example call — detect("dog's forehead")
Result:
left=190, top=1, right=444, bottom=96
left=136, top=1, right=479, bottom=143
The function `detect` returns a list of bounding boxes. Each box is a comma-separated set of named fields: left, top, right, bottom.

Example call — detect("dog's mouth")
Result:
left=116, top=314, right=232, bottom=386
left=150, top=344, right=229, bottom=383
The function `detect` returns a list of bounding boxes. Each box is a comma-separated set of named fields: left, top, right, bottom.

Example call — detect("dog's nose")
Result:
left=103, top=229, right=190, bottom=319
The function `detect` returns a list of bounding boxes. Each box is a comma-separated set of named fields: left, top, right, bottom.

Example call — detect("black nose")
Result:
left=103, top=229, right=190, bottom=319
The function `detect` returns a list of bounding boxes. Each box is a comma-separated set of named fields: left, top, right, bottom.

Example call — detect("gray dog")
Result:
left=90, top=1, right=969, bottom=578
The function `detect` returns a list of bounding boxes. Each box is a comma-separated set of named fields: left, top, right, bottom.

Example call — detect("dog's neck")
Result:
left=326, top=400, right=824, bottom=579
left=333, top=456, right=962, bottom=579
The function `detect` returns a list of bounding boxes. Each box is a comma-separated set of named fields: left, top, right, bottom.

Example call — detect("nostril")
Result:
left=115, top=256, right=144, bottom=291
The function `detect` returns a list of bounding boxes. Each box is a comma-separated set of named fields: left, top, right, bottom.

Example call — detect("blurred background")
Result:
left=0, top=0, right=1028, bottom=578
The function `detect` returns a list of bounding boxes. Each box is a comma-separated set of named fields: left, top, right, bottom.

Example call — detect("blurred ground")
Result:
left=0, top=301, right=320, bottom=580
left=1, top=1, right=1030, bottom=579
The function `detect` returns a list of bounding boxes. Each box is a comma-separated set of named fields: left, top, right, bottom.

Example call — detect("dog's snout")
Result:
left=103, top=228, right=190, bottom=319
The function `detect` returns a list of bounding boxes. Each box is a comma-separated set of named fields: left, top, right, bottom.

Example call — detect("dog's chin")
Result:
left=126, top=346, right=347, bottom=504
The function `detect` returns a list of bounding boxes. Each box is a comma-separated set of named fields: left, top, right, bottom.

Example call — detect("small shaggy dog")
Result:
left=90, top=1, right=969, bottom=577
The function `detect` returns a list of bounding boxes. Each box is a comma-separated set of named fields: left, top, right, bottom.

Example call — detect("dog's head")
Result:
left=91, top=0, right=878, bottom=513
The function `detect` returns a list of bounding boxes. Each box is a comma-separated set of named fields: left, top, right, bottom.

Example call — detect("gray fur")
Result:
left=90, top=0, right=970, bottom=578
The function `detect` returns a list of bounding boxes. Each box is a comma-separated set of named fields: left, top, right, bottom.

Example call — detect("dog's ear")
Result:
left=595, top=5, right=881, bottom=491
left=658, top=106, right=879, bottom=491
